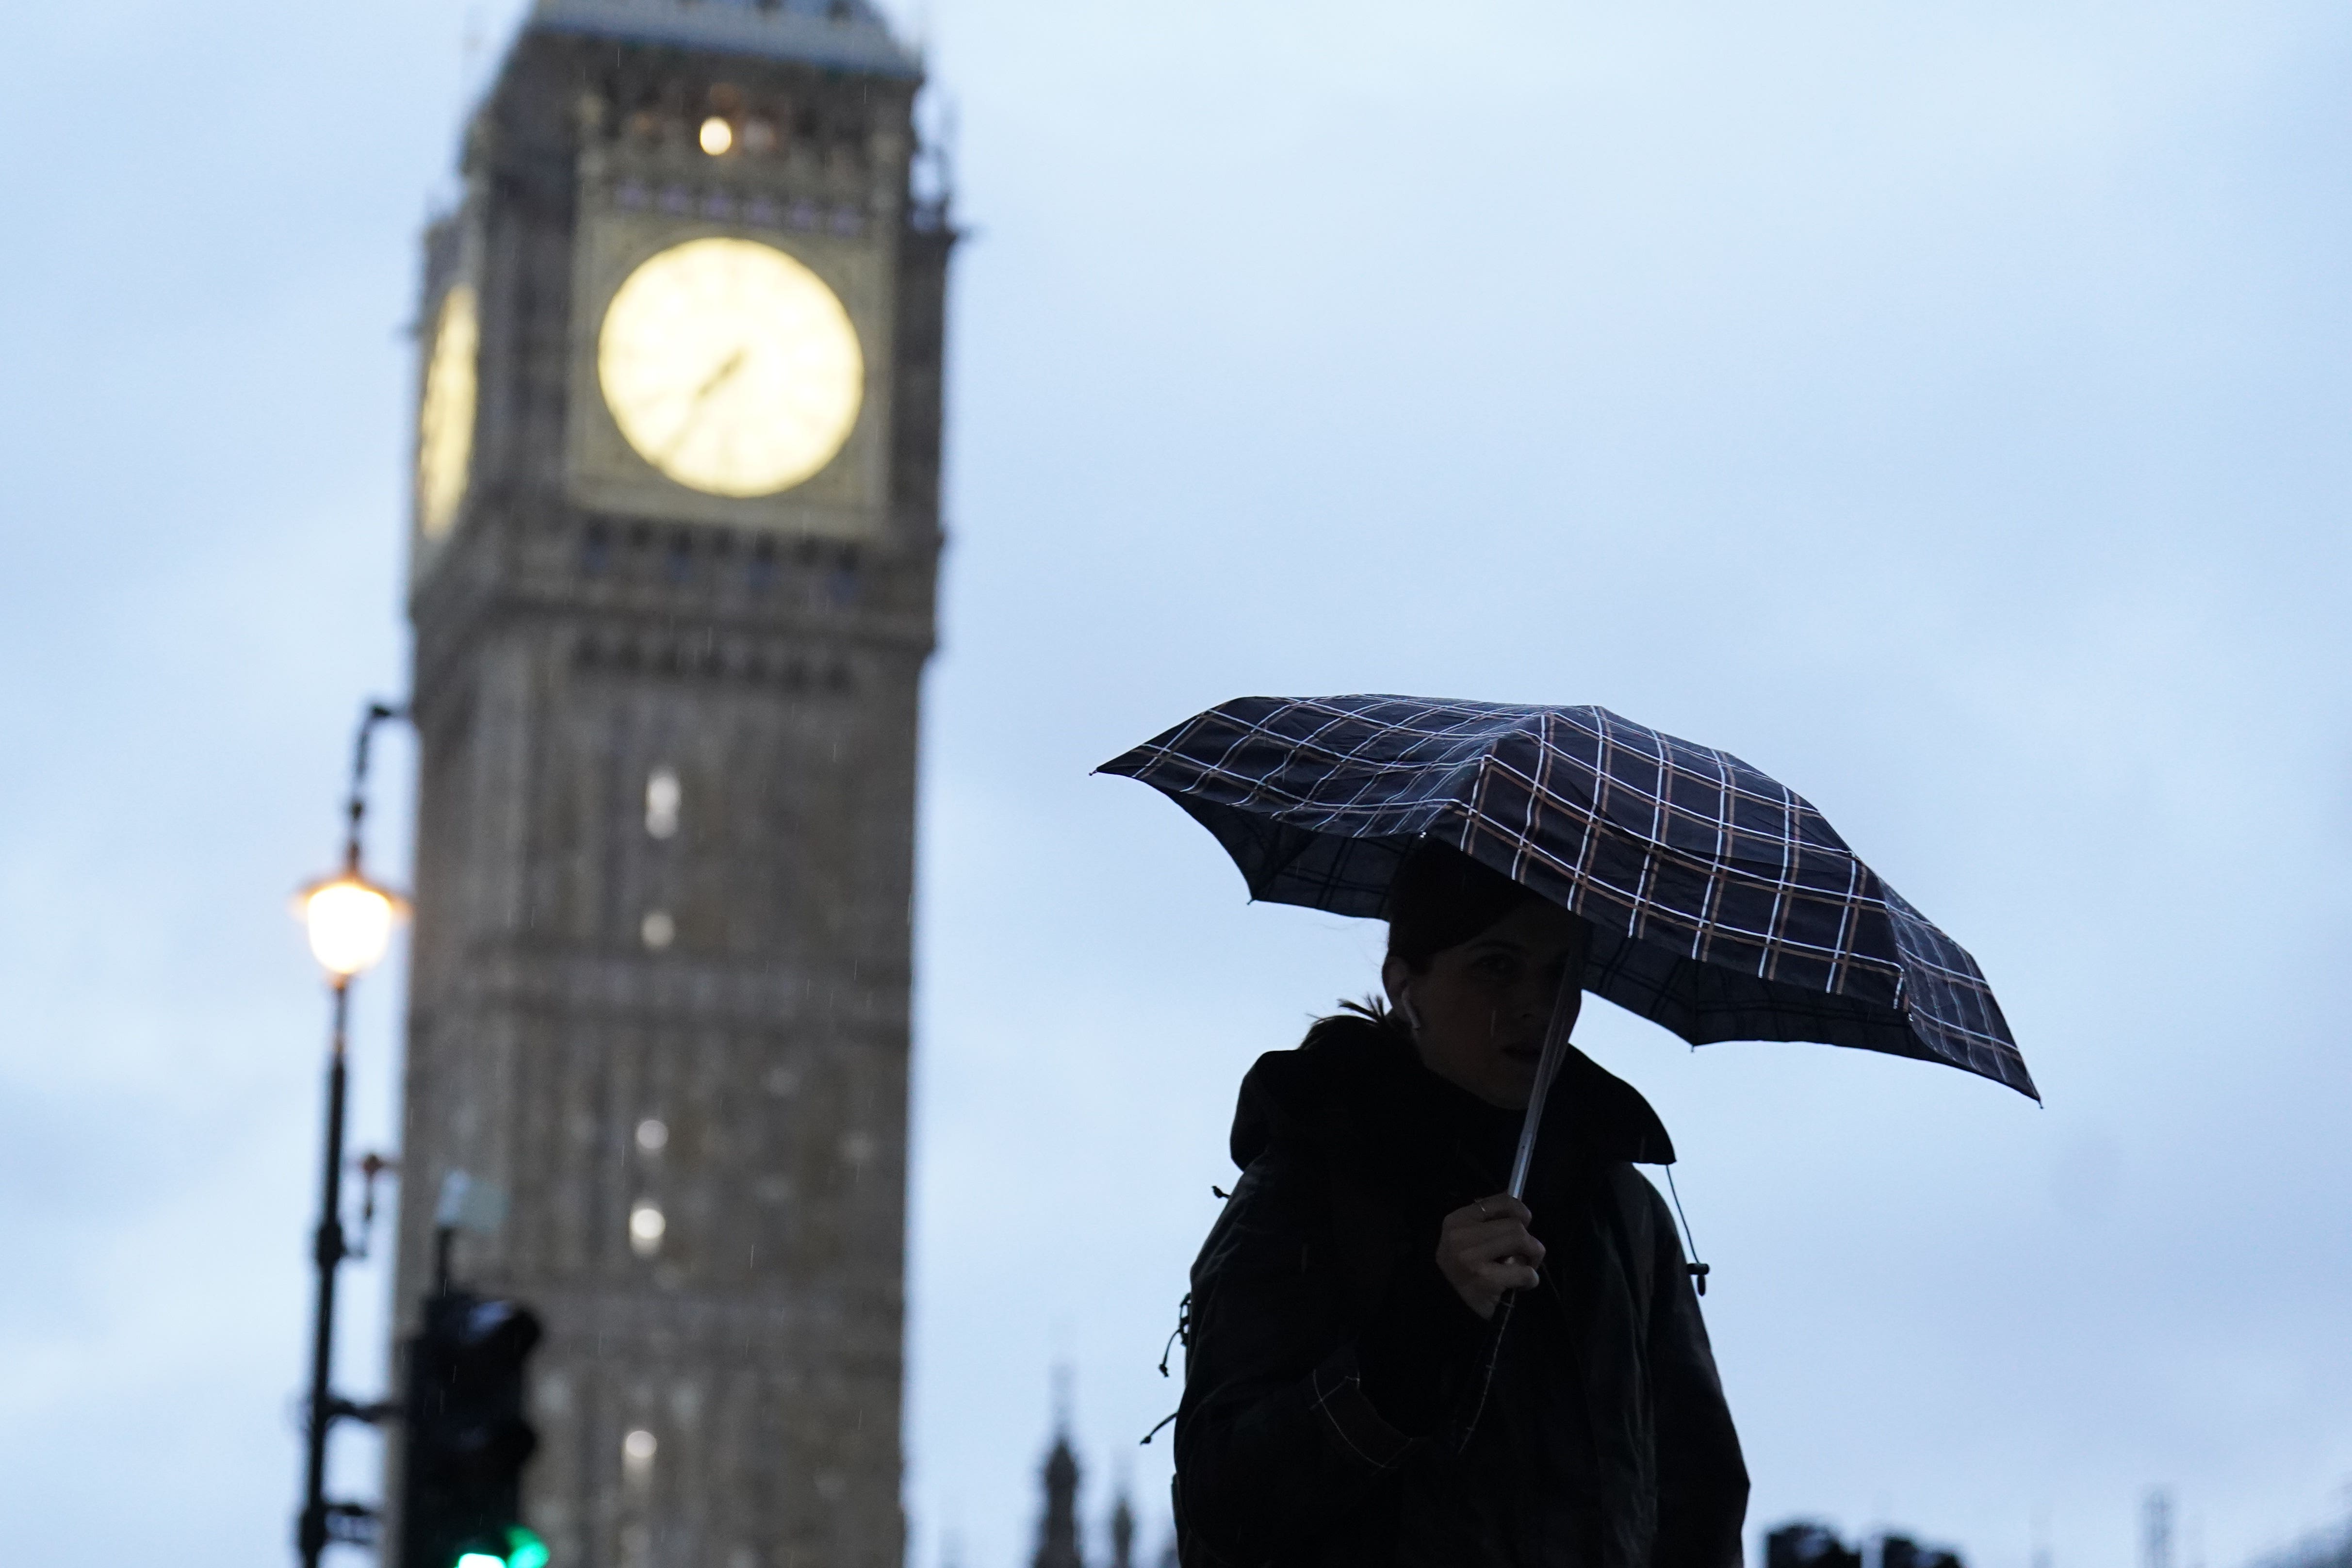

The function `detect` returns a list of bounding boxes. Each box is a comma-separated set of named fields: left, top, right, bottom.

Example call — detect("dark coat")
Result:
left=1173, top=1013, right=1748, bottom=1568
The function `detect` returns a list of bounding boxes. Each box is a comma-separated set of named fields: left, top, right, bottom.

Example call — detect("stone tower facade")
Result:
left=389, top=3, right=948, bottom=1566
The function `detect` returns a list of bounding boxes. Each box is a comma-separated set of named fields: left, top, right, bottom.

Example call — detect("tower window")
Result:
left=699, top=116, right=734, bottom=156
left=640, top=910, right=676, bottom=950
left=623, top=1428, right=658, bottom=1475
left=628, top=1202, right=666, bottom=1257
left=645, top=767, right=681, bottom=839
left=636, top=1118, right=669, bottom=1153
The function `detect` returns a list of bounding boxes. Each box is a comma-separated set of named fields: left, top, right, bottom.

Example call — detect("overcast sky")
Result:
left=2, top=3, right=2349, bottom=1568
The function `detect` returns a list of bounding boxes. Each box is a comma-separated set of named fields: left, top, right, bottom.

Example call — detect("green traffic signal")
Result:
left=451, top=1528, right=546, bottom=1568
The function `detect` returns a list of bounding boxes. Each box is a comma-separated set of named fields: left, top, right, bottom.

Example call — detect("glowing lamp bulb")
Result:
left=299, top=874, right=403, bottom=978
left=699, top=116, right=733, bottom=155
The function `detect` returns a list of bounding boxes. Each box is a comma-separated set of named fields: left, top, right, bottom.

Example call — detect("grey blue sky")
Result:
left=1, top=4, right=2347, bottom=1568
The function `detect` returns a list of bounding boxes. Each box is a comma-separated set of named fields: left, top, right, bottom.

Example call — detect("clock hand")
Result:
left=691, top=348, right=747, bottom=402
left=662, top=348, right=749, bottom=459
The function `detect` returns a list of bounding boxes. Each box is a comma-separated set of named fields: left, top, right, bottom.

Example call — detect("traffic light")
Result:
left=453, top=1525, right=548, bottom=1568
left=400, top=1291, right=543, bottom=1568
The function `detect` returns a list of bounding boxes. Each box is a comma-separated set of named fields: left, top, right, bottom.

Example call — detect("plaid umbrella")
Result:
left=1099, top=693, right=2034, bottom=1102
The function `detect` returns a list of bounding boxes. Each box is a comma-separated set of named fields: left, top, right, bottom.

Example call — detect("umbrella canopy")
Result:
left=1099, top=694, right=2034, bottom=1101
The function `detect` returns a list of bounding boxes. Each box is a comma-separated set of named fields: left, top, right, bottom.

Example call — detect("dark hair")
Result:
left=1382, top=840, right=1538, bottom=971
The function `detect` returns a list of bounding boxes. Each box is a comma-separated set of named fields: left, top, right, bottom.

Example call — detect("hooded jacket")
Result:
left=1172, top=1012, right=1748, bottom=1568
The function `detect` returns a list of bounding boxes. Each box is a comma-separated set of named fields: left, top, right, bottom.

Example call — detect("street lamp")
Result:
left=294, top=700, right=407, bottom=1568
left=299, top=874, right=403, bottom=979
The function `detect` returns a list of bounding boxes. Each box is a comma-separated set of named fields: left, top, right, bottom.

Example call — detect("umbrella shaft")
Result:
left=1507, top=979, right=1581, bottom=1202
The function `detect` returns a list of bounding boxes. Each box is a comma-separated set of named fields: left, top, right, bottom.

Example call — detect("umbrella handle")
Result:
left=1505, top=978, right=1581, bottom=1203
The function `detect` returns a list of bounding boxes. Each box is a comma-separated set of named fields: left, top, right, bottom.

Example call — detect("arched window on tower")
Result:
left=646, top=767, right=681, bottom=839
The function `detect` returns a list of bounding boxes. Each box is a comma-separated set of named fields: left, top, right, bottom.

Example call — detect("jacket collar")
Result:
left=1229, top=1012, right=1675, bottom=1192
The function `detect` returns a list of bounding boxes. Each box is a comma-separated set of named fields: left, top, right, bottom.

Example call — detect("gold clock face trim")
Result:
left=596, top=237, right=865, bottom=499
left=416, top=284, right=478, bottom=539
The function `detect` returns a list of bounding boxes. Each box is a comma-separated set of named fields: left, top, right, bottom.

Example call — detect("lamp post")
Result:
left=294, top=701, right=407, bottom=1568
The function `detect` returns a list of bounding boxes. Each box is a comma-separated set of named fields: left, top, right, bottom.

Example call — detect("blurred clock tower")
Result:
left=391, top=3, right=949, bottom=1566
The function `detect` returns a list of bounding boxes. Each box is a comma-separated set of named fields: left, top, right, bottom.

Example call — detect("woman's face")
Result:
left=1383, top=898, right=1589, bottom=1110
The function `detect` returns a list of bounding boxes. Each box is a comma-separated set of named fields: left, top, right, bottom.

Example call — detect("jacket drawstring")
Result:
left=1663, top=1167, right=1710, bottom=1296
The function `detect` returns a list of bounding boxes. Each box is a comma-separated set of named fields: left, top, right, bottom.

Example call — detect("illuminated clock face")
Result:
left=416, top=284, right=478, bottom=539
left=596, top=237, right=865, bottom=498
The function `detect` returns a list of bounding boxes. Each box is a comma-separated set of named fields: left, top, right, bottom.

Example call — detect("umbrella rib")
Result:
left=1760, top=764, right=1801, bottom=986
left=1705, top=756, right=1734, bottom=967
